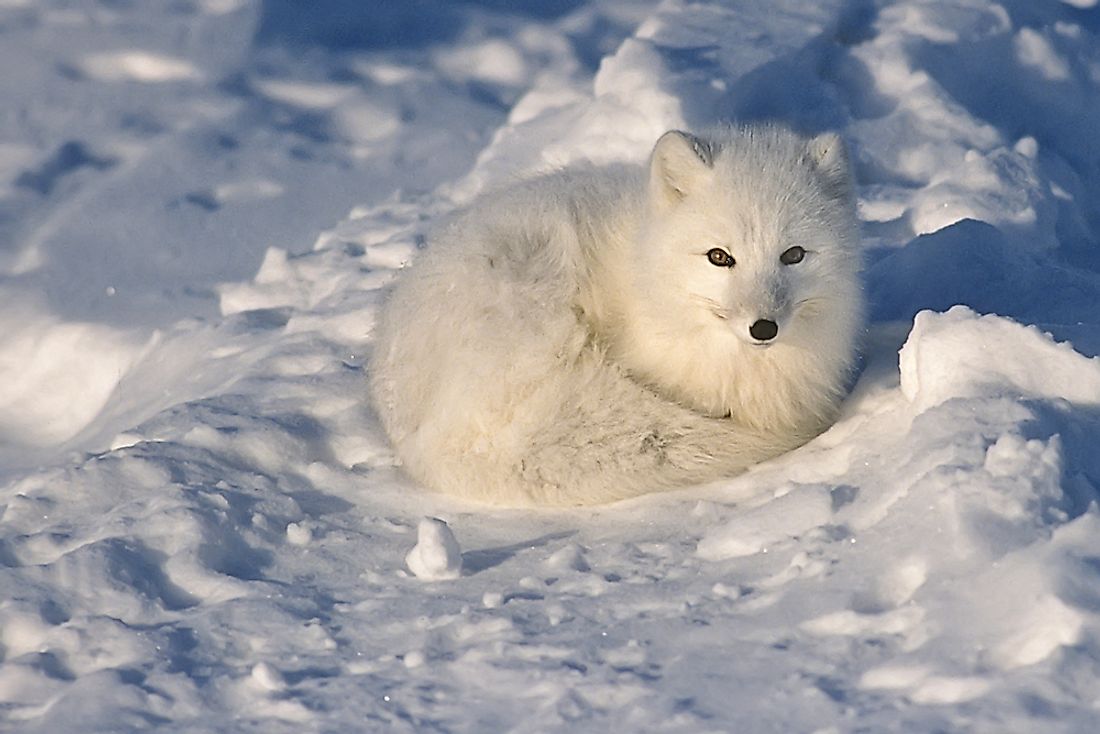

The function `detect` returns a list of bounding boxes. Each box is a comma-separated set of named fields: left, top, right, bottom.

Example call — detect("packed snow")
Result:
left=3, top=0, right=1100, bottom=731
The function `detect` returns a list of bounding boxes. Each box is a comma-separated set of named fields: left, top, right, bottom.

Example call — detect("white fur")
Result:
left=370, top=125, right=863, bottom=506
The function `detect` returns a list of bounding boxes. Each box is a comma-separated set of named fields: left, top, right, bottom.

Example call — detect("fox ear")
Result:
left=807, top=132, right=854, bottom=201
left=649, top=130, right=714, bottom=206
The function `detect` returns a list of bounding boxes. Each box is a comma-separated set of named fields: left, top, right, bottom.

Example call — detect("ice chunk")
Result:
left=250, top=662, right=286, bottom=692
left=545, top=544, right=590, bottom=573
left=405, top=518, right=463, bottom=581
left=286, top=522, right=313, bottom=546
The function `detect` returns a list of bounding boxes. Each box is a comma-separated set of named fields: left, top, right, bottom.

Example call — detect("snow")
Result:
left=3, top=0, right=1100, bottom=731
left=405, top=518, right=464, bottom=582
left=407, top=519, right=466, bottom=581
left=899, top=306, right=1100, bottom=412
left=78, top=51, right=205, bottom=84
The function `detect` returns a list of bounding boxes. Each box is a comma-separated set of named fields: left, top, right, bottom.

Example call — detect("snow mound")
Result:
left=405, top=517, right=464, bottom=581
left=900, top=306, right=1100, bottom=413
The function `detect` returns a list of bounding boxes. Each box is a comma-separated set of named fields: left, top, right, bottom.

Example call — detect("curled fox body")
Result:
left=370, top=126, right=863, bottom=506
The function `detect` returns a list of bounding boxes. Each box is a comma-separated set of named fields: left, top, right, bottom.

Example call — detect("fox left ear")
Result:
left=649, top=130, right=715, bottom=207
left=807, top=132, right=854, bottom=202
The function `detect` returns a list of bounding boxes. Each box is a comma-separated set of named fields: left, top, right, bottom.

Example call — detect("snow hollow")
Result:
left=3, top=0, right=1100, bottom=731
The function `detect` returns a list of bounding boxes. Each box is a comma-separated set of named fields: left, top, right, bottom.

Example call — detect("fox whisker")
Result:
left=691, top=294, right=731, bottom=320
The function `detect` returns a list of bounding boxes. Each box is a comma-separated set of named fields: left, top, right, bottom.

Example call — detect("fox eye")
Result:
left=780, top=246, right=806, bottom=265
left=706, top=248, right=735, bottom=267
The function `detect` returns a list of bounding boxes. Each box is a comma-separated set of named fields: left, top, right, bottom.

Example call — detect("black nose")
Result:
left=749, top=319, right=778, bottom=341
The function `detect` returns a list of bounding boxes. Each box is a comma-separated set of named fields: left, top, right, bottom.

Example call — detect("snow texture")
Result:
left=2, top=0, right=1100, bottom=731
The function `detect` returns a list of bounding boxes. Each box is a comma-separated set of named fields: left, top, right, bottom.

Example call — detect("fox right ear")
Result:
left=807, top=132, right=854, bottom=202
left=649, top=130, right=714, bottom=206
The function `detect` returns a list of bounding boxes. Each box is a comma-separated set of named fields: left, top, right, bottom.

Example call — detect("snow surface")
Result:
left=3, top=0, right=1100, bottom=731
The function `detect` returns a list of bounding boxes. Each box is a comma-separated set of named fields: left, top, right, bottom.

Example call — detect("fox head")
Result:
left=619, top=126, right=863, bottom=425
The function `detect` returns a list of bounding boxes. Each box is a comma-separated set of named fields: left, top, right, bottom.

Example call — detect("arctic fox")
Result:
left=370, top=125, right=863, bottom=506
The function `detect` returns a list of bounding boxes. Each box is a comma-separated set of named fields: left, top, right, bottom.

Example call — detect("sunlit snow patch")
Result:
left=0, top=303, right=150, bottom=445
left=253, top=79, right=358, bottom=110
left=696, top=484, right=834, bottom=561
left=78, top=51, right=202, bottom=83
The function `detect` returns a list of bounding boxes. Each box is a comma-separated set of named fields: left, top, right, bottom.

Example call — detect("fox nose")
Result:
left=749, top=319, right=778, bottom=341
